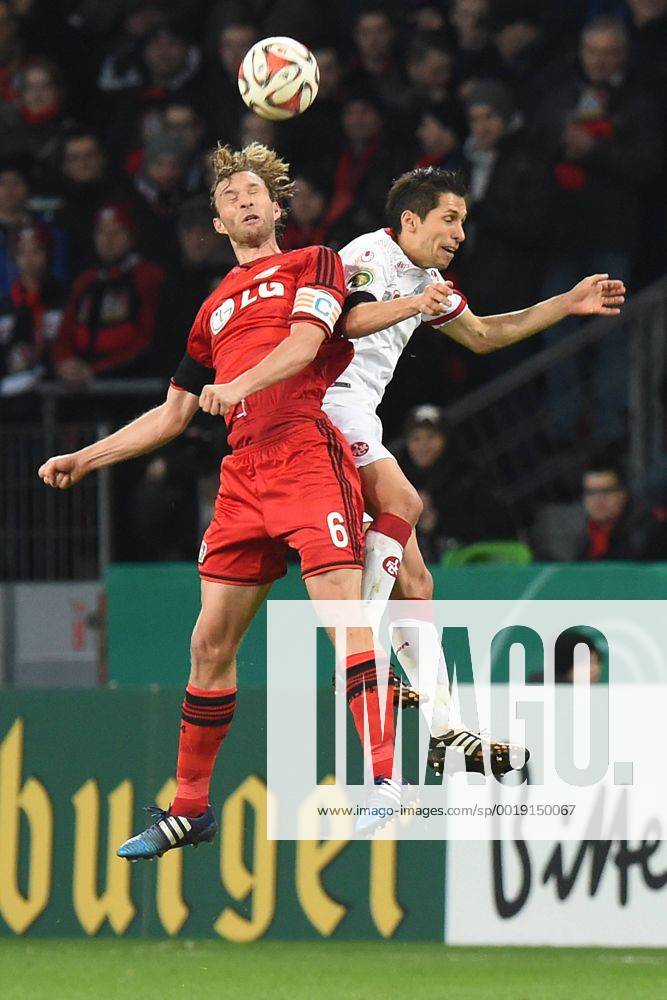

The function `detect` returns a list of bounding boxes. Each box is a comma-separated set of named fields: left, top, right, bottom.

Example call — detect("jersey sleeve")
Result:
left=339, top=239, right=389, bottom=307
left=290, top=245, right=345, bottom=340
left=421, top=274, right=468, bottom=328
left=170, top=301, right=215, bottom=395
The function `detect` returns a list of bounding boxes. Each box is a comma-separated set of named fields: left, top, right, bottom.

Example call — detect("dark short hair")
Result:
left=385, top=167, right=468, bottom=233
left=583, top=448, right=626, bottom=487
left=554, top=629, right=602, bottom=677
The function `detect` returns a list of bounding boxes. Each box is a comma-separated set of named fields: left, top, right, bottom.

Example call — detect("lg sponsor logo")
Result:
left=210, top=280, right=286, bottom=334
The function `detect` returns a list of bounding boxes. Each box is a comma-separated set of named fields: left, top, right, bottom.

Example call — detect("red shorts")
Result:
left=199, top=416, right=365, bottom=585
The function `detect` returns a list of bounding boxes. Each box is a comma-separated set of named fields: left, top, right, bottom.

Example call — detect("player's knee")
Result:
left=386, top=485, right=423, bottom=527
left=190, top=628, right=236, bottom=676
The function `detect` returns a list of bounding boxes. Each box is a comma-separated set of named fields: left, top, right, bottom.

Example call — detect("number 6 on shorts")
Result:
left=327, top=511, right=349, bottom=548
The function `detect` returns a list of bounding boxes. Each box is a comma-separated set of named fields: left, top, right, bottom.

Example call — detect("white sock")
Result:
left=361, top=514, right=412, bottom=605
left=392, top=619, right=462, bottom=737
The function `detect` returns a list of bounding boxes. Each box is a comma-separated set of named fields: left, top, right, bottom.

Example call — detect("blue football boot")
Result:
left=117, top=804, right=217, bottom=861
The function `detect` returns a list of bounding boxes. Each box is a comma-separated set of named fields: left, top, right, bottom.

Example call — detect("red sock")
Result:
left=170, top=683, right=236, bottom=817
left=346, top=651, right=396, bottom=780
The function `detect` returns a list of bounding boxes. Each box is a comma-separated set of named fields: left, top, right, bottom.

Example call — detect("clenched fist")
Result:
left=38, top=453, right=87, bottom=489
left=199, top=383, right=242, bottom=417
left=413, top=281, right=455, bottom=318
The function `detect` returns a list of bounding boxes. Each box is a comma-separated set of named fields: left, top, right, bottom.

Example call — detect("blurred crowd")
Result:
left=1, top=0, right=666, bottom=566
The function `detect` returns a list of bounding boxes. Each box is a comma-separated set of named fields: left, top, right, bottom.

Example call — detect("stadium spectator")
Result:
left=536, top=17, right=662, bottom=441
left=0, top=159, right=31, bottom=291
left=0, top=57, right=75, bottom=180
left=239, top=110, right=278, bottom=151
left=459, top=80, right=550, bottom=318
left=537, top=17, right=661, bottom=285
left=449, top=0, right=498, bottom=80
left=532, top=454, right=667, bottom=561
left=127, top=132, right=186, bottom=270
left=487, top=2, right=551, bottom=109
left=163, top=196, right=232, bottom=374
left=406, top=36, right=457, bottom=108
left=281, top=173, right=332, bottom=251
left=0, top=222, right=64, bottom=419
left=627, top=0, right=667, bottom=98
left=627, top=0, right=667, bottom=283
left=52, top=203, right=165, bottom=383
left=96, top=2, right=167, bottom=94
left=54, top=130, right=119, bottom=273
left=391, top=405, right=517, bottom=544
left=103, top=22, right=204, bottom=163
left=162, top=102, right=208, bottom=193
left=280, top=47, right=345, bottom=180
left=0, top=158, right=68, bottom=294
left=349, top=6, right=409, bottom=113
left=414, top=104, right=464, bottom=171
left=206, top=18, right=257, bottom=145
left=323, top=95, right=407, bottom=246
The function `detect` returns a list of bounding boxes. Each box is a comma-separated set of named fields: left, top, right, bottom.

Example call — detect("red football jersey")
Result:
left=172, top=245, right=352, bottom=449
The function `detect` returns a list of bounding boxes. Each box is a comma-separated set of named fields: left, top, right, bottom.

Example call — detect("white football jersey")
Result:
left=323, top=227, right=467, bottom=413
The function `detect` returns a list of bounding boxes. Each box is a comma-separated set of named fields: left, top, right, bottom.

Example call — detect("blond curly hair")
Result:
left=209, top=143, right=296, bottom=230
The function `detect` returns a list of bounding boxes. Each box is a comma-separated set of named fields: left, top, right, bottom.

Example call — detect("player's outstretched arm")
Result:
left=341, top=283, right=454, bottom=339
left=441, top=274, right=626, bottom=355
left=199, top=322, right=326, bottom=417
left=38, top=385, right=200, bottom=489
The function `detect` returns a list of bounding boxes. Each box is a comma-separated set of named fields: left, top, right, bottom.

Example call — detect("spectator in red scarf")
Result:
left=530, top=481, right=666, bottom=562
left=576, top=456, right=667, bottom=561
left=53, top=203, right=165, bottom=384
left=0, top=222, right=64, bottom=418
left=0, top=57, right=74, bottom=170
left=323, top=95, right=408, bottom=246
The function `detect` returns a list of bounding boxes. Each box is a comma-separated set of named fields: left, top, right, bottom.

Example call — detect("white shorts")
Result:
left=323, top=402, right=395, bottom=469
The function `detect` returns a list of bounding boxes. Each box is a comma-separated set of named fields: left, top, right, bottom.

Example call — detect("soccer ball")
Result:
left=238, top=36, right=319, bottom=121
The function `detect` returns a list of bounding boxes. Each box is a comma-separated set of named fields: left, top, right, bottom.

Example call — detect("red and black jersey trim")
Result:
left=315, top=247, right=337, bottom=289
left=316, top=418, right=363, bottom=564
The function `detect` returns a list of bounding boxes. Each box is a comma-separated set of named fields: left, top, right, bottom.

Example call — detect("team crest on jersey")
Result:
left=351, top=441, right=369, bottom=457
left=383, top=556, right=400, bottom=577
left=210, top=298, right=235, bottom=334
left=348, top=270, right=373, bottom=289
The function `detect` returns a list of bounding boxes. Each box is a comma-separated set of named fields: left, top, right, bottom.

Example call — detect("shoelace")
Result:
left=144, top=804, right=169, bottom=825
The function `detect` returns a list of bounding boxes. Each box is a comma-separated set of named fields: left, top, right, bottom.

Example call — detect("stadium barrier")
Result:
left=104, top=561, right=667, bottom=687
left=0, top=688, right=444, bottom=941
